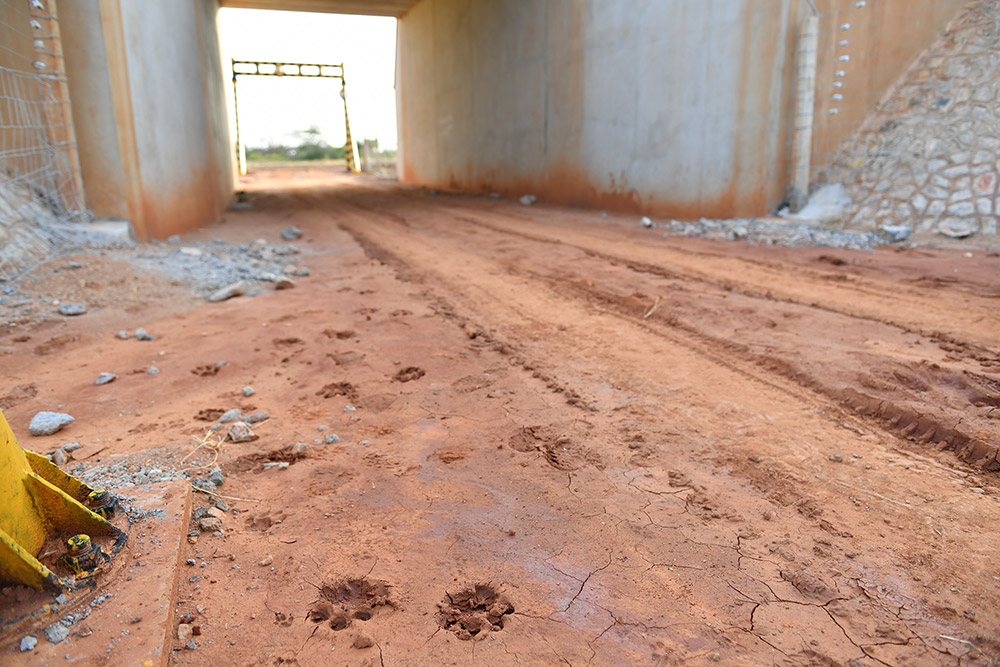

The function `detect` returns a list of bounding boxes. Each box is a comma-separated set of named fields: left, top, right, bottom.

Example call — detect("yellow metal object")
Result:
left=0, top=409, right=125, bottom=590
left=61, top=534, right=108, bottom=578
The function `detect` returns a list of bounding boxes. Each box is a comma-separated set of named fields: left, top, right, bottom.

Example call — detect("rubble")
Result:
left=96, top=372, right=118, bottom=385
left=57, top=301, right=87, bottom=316
left=29, top=411, right=74, bottom=436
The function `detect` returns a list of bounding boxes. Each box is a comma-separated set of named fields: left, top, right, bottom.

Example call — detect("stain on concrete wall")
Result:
left=59, top=0, right=129, bottom=220
left=821, top=0, right=1000, bottom=238
left=116, top=0, right=231, bottom=238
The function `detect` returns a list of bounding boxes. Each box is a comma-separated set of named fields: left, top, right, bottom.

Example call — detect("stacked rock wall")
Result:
left=820, top=0, right=1000, bottom=238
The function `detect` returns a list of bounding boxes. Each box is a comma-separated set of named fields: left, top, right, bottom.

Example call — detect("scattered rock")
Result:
left=61, top=441, right=82, bottom=452
left=936, top=218, right=978, bottom=239
left=829, top=453, right=843, bottom=463
left=289, top=266, right=310, bottom=277
left=227, top=421, right=256, bottom=443
left=116, top=330, right=130, bottom=339
left=96, top=372, right=118, bottom=385
left=206, top=506, right=225, bottom=519
left=274, top=277, right=295, bottom=290
left=147, top=366, right=160, bottom=375
left=353, top=632, right=374, bottom=649
left=29, top=411, right=74, bottom=436
left=177, top=623, right=193, bottom=643
left=971, top=487, right=985, bottom=494
left=44, top=622, right=69, bottom=644
left=290, top=442, right=308, bottom=455
left=134, top=327, right=155, bottom=341
left=519, top=194, right=536, bottom=206
left=207, top=281, right=246, bottom=302
left=198, top=517, right=223, bottom=532
left=262, top=461, right=290, bottom=471
left=879, top=225, right=912, bottom=242
left=52, top=449, right=67, bottom=466
left=19, top=636, right=37, bottom=652
left=219, top=408, right=243, bottom=423
left=258, top=554, right=273, bottom=567
left=241, top=385, right=255, bottom=397
left=245, top=411, right=269, bottom=424
left=325, top=434, right=341, bottom=444
left=208, top=466, right=225, bottom=486
left=640, top=216, right=653, bottom=228
left=57, top=302, right=87, bottom=316
left=185, top=640, right=197, bottom=650
left=280, top=226, right=303, bottom=240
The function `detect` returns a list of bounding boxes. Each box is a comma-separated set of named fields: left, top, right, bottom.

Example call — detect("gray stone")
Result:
left=874, top=180, right=890, bottom=192
left=274, top=277, right=295, bottom=290
left=44, top=622, right=69, bottom=644
left=976, top=197, right=993, bottom=215
left=943, top=164, right=971, bottom=178
left=927, top=159, right=948, bottom=172
left=927, top=200, right=947, bottom=216
left=519, top=194, right=536, bottom=206
left=325, top=434, right=341, bottom=444
left=57, top=302, right=86, bottom=316
left=925, top=185, right=950, bottom=199
left=147, top=366, right=160, bottom=375
left=134, top=327, right=155, bottom=341
left=911, top=193, right=928, bottom=213
left=290, top=266, right=310, bottom=277
left=208, top=466, right=225, bottom=486
left=208, top=281, right=246, bottom=302
left=19, top=636, right=37, bottom=652
left=61, top=441, right=82, bottom=452
left=245, top=411, right=269, bottom=424
left=880, top=225, right=912, bottom=242
left=280, top=226, right=303, bottom=240
left=949, top=189, right=973, bottom=202
left=116, top=330, right=130, bottom=339
left=29, top=411, right=74, bottom=436
left=96, top=372, right=117, bottom=385
left=241, top=386, right=255, bottom=397
left=937, top=218, right=979, bottom=238
left=219, top=408, right=243, bottom=423
left=948, top=201, right=976, bottom=216
left=972, top=151, right=993, bottom=164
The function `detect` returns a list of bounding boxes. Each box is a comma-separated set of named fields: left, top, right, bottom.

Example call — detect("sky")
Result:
left=218, top=9, right=398, bottom=150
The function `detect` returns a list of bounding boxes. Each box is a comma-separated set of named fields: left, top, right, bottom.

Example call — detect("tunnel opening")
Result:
left=218, top=8, right=399, bottom=193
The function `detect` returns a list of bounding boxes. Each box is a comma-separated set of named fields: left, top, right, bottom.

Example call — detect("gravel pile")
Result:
left=128, top=237, right=308, bottom=298
left=647, top=216, right=902, bottom=251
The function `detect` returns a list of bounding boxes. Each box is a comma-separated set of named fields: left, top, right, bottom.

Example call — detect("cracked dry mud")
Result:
left=1, top=167, right=998, bottom=665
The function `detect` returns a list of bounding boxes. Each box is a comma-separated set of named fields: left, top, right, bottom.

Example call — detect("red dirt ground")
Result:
left=2, top=167, right=999, bottom=666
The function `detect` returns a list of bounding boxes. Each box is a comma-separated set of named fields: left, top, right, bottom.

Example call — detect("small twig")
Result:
left=643, top=296, right=662, bottom=320
left=192, top=485, right=260, bottom=503
left=938, top=635, right=975, bottom=649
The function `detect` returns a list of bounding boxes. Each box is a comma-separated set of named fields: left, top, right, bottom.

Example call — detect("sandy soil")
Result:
left=2, top=166, right=999, bottom=666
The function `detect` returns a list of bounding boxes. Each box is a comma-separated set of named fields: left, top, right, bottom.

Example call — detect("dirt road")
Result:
left=2, top=168, right=999, bottom=665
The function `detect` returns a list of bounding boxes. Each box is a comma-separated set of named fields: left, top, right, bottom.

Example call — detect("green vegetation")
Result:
left=246, top=126, right=345, bottom=162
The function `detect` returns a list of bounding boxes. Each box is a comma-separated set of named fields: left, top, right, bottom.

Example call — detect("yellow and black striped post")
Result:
left=340, top=76, right=358, bottom=173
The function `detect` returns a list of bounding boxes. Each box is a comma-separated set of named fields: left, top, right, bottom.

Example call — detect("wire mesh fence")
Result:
left=0, top=0, right=85, bottom=279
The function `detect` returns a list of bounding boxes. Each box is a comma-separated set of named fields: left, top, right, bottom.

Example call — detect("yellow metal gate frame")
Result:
left=231, top=59, right=359, bottom=175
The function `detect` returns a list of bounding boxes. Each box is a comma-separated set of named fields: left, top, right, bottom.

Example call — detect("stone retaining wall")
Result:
left=820, top=0, right=999, bottom=238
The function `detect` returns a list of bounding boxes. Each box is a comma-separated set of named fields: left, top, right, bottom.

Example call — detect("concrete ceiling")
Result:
left=218, top=0, right=420, bottom=18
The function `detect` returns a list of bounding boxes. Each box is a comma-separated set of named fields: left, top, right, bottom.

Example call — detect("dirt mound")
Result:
left=308, top=578, right=393, bottom=630
left=437, top=583, right=514, bottom=640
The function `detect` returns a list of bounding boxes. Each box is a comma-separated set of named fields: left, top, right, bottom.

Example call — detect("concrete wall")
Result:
left=59, top=0, right=129, bottom=219
left=397, top=0, right=967, bottom=220
left=398, top=0, right=800, bottom=218
left=821, top=0, right=1000, bottom=237
left=110, top=0, right=232, bottom=239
